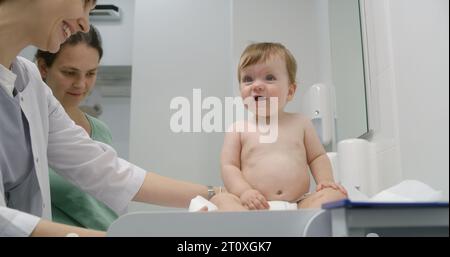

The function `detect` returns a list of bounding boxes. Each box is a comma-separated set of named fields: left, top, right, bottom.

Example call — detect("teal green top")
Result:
left=49, top=114, right=118, bottom=231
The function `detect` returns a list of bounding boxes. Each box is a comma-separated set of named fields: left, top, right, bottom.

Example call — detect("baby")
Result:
left=215, top=42, right=347, bottom=211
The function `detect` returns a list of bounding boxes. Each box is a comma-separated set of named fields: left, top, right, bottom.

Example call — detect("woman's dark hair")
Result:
left=35, top=25, right=103, bottom=67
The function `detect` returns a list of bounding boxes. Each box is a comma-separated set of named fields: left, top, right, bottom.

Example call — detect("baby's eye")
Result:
left=266, top=74, right=276, bottom=81
left=242, top=76, right=253, bottom=84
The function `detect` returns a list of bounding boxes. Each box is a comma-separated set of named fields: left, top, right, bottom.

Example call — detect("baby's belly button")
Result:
left=269, top=189, right=289, bottom=200
left=266, top=186, right=306, bottom=201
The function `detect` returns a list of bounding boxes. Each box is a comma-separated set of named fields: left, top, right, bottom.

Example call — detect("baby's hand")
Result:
left=316, top=181, right=348, bottom=196
left=240, top=189, right=270, bottom=210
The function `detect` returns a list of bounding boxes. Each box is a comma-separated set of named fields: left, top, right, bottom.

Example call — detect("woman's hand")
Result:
left=316, top=181, right=348, bottom=196
left=240, top=189, right=270, bottom=210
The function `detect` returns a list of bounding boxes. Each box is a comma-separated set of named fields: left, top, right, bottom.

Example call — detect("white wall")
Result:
left=389, top=0, right=449, bottom=199
left=19, top=46, right=37, bottom=61
left=129, top=0, right=232, bottom=211
left=98, top=97, right=131, bottom=160
left=93, top=0, right=135, bottom=66
left=363, top=0, right=449, bottom=199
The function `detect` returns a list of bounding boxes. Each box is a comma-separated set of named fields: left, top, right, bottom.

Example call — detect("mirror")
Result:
left=328, top=0, right=369, bottom=142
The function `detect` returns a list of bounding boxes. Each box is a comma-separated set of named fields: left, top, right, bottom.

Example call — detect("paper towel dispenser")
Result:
left=305, top=83, right=334, bottom=146
left=89, top=5, right=121, bottom=21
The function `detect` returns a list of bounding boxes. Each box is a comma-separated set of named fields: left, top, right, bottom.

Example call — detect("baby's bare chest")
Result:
left=241, top=125, right=305, bottom=160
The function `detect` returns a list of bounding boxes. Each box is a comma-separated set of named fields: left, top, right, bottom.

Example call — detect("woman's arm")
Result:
left=31, top=219, right=105, bottom=237
left=132, top=172, right=212, bottom=208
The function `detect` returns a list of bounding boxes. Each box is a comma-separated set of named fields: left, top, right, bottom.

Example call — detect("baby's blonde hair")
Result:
left=238, top=42, right=297, bottom=84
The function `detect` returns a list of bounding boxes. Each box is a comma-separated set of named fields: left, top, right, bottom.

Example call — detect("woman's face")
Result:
left=31, top=0, right=96, bottom=53
left=40, top=43, right=100, bottom=108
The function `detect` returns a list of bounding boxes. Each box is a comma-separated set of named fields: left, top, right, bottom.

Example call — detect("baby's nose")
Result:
left=252, top=83, right=265, bottom=92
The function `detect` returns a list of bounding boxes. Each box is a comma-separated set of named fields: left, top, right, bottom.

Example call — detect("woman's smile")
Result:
left=61, top=21, right=74, bottom=40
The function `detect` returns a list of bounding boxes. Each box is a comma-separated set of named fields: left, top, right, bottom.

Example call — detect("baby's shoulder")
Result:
left=284, top=112, right=311, bottom=125
left=225, top=120, right=247, bottom=133
left=282, top=113, right=315, bottom=134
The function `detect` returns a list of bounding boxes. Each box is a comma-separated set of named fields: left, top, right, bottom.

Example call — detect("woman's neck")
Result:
left=0, top=1, right=34, bottom=68
left=65, top=105, right=92, bottom=136
left=64, top=106, right=86, bottom=125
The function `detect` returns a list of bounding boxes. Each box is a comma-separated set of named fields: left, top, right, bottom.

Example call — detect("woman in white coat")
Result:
left=0, top=0, right=219, bottom=237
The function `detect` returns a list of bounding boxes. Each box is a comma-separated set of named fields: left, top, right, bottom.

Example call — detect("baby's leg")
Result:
left=210, top=193, right=248, bottom=211
left=297, top=188, right=347, bottom=209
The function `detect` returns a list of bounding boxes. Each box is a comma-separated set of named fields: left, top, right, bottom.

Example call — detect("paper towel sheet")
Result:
left=188, top=196, right=298, bottom=212
left=369, top=180, right=444, bottom=202
left=346, top=180, right=444, bottom=203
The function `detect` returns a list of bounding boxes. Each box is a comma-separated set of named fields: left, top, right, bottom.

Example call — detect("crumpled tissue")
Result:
left=345, top=180, right=445, bottom=202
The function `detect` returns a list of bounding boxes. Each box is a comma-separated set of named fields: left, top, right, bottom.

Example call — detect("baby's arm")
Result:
left=303, top=118, right=347, bottom=195
left=221, top=129, right=252, bottom=196
left=221, top=129, right=269, bottom=209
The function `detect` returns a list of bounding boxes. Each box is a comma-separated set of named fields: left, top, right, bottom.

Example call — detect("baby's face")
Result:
left=239, top=55, right=296, bottom=117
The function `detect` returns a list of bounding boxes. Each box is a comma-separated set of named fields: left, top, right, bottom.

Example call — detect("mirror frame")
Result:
left=358, top=0, right=375, bottom=140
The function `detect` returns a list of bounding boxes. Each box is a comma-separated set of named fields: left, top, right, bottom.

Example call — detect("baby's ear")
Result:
left=287, top=83, right=297, bottom=101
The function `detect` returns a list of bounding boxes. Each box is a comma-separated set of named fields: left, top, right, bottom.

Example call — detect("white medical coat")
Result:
left=0, top=57, right=146, bottom=236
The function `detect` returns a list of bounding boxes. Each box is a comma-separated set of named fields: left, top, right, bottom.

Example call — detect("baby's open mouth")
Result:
left=254, top=96, right=266, bottom=102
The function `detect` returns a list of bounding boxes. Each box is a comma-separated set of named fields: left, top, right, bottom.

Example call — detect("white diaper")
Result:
left=267, top=200, right=298, bottom=210
left=188, top=196, right=298, bottom=212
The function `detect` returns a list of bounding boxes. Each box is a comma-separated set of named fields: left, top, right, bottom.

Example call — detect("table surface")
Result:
left=322, top=199, right=449, bottom=209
